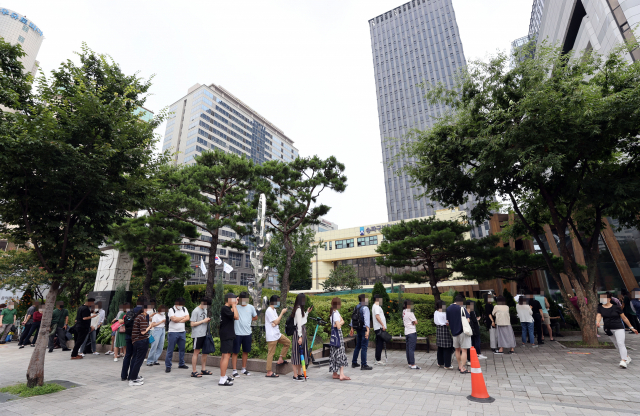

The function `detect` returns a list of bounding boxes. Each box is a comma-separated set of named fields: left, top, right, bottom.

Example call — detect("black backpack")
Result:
left=123, top=309, right=138, bottom=336
left=285, top=312, right=295, bottom=336
left=351, top=304, right=364, bottom=331
left=165, top=306, right=186, bottom=331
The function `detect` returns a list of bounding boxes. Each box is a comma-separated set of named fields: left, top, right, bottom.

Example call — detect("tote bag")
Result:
left=202, top=323, right=216, bottom=355
left=461, top=307, right=473, bottom=337
left=329, top=314, right=341, bottom=347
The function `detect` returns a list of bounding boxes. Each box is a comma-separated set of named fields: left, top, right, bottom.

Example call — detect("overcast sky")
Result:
left=14, top=0, right=532, bottom=229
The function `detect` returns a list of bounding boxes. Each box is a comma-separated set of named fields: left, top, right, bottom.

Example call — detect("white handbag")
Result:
left=461, top=306, right=473, bottom=337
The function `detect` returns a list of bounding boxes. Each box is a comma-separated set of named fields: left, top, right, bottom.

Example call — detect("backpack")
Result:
left=123, top=309, right=138, bottom=336
left=285, top=312, right=296, bottom=336
left=351, top=304, right=365, bottom=331
left=165, top=306, right=186, bottom=331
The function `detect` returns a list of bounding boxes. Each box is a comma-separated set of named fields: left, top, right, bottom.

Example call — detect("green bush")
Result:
left=0, top=383, right=65, bottom=398
left=97, top=325, right=112, bottom=345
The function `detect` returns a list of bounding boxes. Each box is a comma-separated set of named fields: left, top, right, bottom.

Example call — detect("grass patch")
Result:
left=558, top=340, right=615, bottom=349
left=0, top=383, right=66, bottom=398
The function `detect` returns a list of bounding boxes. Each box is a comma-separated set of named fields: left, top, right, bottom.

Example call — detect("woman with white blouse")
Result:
left=291, top=293, right=312, bottom=381
left=329, top=297, right=350, bottom=381
left=434, top=300, right=454, bottom=369
left=492, top=296, right=516, bottom=354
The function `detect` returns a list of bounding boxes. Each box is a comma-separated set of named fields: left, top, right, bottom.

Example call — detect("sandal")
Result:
left=265, top=373, right=279, bottom=378
left=218, top=379, right=233, bottom=386
left=200, top=370, right=212, bottom=375
left=459, top=369, right=470, bottom=374
left=339, top=376, right=351, bottom=381
left=191, top=372, right=202, bottom=378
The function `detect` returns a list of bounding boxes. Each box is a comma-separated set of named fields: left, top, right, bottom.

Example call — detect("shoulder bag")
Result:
left=202, top=322, right=216, bottom=355
left=329, top=314, right=341, bottom=347
left=461, top=306, right=473, bottom=337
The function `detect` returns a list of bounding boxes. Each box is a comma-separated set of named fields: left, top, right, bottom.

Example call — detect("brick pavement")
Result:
left=0, top=332, right=638, bottom=416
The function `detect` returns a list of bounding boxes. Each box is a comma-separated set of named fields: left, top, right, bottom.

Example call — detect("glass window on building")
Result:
left=357, top=237, right=367, bottom=247
left=18, top=36, right=25, bottom=43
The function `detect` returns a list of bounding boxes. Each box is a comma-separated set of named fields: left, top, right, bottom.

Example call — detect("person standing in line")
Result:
left=517, top=296, right=536, bottom=347
left=329, top=297, right=350, bottom=381
left=402, top=300, right=420, bottom=369
left=0, top=301, right=17, bottom=344
left=597, top=292, right=638, bottom=368
left=621, top=289, right=640, bottom=333
left=18, top=300, right=39, bottom=348
left=291, top=293, right=313, bottom=381
left=446, top=295, right=472, bottom=373
left=528, top=292, right=544, bottom=345
left=465, top=300, right=485, bottom=361
left=48, top=301, right=70, bottom=353
left=535, top=291, right=554, bottom=342
left=146, top=305, right=166, bottom=366
left=372, top=294, right=387, bottom=366
left=232, top=292, right=258, bottom=377
left=71, top=298, right=96, bottom=359
left=493, top=295, right=516, bottom=354
left=434, top=300, right=454, bottom=369
left=120, top=299, right=145, bottom=376
left=483, top=293, right=498, bottom=353
left=189, top=298, right=212, bottom=378
left=127, top=302, right=152, bottom=386
left=219, top=293, right=239, bottom=386
left=112, top=304, right=128, bottom=362
left=349, top=293, right=372, bottom=370
left=80, top=301, right=104, bottom=355
left=164, top=297, right=190, bottom=373
left=264, top=295, right=290, bottom=378
left=28, top=304, right=43, bottom=347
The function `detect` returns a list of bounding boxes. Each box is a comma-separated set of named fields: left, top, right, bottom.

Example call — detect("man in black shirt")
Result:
left=483, top=293, right=497, bottom=352
left=528, top=293, right=544, bottom=345
left=219, top=293, right=238, bottom=386
left=71, top=298, right=96, bottom=359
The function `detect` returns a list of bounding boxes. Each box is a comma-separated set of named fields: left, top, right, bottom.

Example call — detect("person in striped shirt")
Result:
left=127, top=301, right=153, bottom=386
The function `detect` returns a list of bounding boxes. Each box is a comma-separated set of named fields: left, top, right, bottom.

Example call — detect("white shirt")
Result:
left=265, top=307, right=281, bottom=342
left=294, top=308, right=307, bottom=335
left=90, top=309, right=104, bottom=329
left=516, top=304, right=534, bottom=323
left=152, top=312, right=165, bottom=329
left=433, top=310, right=447, bottom=326
left=372, top=304, right=386, bottom=331
left=167, top=306, right=189, bottom=333
left=331, top=310, right=341, bottom=327
left=403, top=309, right=417, bottom=335
left=514, top=295, right=522, bottom=303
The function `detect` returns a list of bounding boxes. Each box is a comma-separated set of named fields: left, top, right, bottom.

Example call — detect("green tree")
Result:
left=404, top=43, right=640, bottom=344
left=110, top=212, right=198, bottom=301
left=163, top=279, right=196, bottom=313
left=262, top=156, right=347, bottom=300
left=159, top=150, right=265, bottom=300
left=0, top=42, right=165, bottom=386
left=321, top=264, right=361, bottom=293
left=0, top=249, right=49, bottom=300
left=106, top=284, right=127, bottom=324
left=263, top=227, right=317, bottom=291
left=369, top=282, right=391, bottom=322
left=375, top=218, right=475, bottom=302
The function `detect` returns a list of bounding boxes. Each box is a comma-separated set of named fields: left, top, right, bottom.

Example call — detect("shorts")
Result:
left=543, top=313, right=551, bottom=325
left=220, top=339, right=234, bottom=354
left=193, top=336, right=205, bottom=350
left=232, top=334, right=252, bottom=354
left=452, top=333, right=472, bottom=349
left=111, top=330, right=117, bottom=337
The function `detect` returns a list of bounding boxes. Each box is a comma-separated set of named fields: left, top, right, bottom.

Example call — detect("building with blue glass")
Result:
left=368, top=0, right=490, bottom=237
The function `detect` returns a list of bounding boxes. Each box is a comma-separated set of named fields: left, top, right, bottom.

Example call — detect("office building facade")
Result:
left=368, top=0, right=489, bottom=237
left=536, top=0, right=639, bottom=62
left=163, top=83, right=299, bottom=288
left=0, top=7, right=44, bottom=77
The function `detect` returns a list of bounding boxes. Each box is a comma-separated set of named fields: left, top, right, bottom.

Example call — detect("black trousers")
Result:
left=533, top=314, right=543, bottom=344
left=374, top=329, right=384, bottom=362
left=18, top=323, right=32, bottom=346
left=128, top=339, right=148, bottom=381
left=48, top=326, right=67, bottom=350
left=437, top=346, right=453, bottom=367
left=120, top=337, right=134, bottom=380
left=467, top=333, right=482, bottom=361
left=71, top=327, right=90, bottom=357
left=626, top=314, right=640, bottom=331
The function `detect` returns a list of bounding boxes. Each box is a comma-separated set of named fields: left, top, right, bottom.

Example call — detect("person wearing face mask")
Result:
left=190, top=298, right=212, bottom=378
left=146, top=305, right=167, bottom=366
left=265, top=295, right=290, bottom=378
left=483, top=293, right=498, bottom=353
left=219, top=293, right=239, bottom=386
left=28, top=304, right=43, bottom=347
left=49, top=301, right=70, bottom=352
left=349, top=293, right=372, bottom=370
left=291, top=293, right=313, bottom=381
left=446, top=295, right=471, bottom=373
left=597, top=292, right=638, bottom=368
left=165, top=297, right=190, bottom=373
left=18, top=300, right=40, bottom=348
left=492, top=296, right=516, bottom=355
left=0, top=301, right=18, bottom=344
left=79, top=301, right=105, bottom=356
left=403, top=300, right=420, bottom=370
left=372, top=294, right=388, bottom=366
left=112, top=304, right=129, bottom=362
left=232, top=292, right=258, bottom=377
left=126, top=302, right=153, bottom=386
left=71, top=298, right=97, bottom=359
left=434, top=300, right=454, bottom=369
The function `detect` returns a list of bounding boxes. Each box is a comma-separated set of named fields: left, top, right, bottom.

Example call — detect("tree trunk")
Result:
left=26, top=281, right=59, bottom=387
left=427, top=263, right=441, bottom=302
left=205, top=231, right=219, bottom=300
left=280, top=234, right=294, bottom=303
left=580, top=297, right=599, bottom=346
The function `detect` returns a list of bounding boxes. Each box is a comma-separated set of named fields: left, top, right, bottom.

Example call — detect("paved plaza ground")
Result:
left=1, top=334, right=639, bottom=416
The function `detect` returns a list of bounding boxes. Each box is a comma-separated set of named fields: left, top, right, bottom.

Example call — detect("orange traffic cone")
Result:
left=467, top=346, right=495, bottom=403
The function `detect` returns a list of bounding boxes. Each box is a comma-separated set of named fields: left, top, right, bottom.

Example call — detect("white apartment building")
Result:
left=0, top=7, right=44, bottom=76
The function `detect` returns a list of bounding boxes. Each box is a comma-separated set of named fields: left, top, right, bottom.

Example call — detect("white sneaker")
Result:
left=477, top=354, right=488, bottom=360
left=129, top=380, right=144, bottom=386
left=626, top=356, right=631, bottom=365
left=105, top=351, right=112, bottom=355
left=374, top=360, right=386, bottom=366
left=80, top=353, right=85, bottom=357
left=620, top=360, right=628, bottom=369
left=93, top=352, right=100, bottom=355
left=114, top=357, right=118, bottom=362
left=135, top=376, right=144, bottom=382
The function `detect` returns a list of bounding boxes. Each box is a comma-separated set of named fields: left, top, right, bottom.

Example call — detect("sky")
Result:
left=13, top=0, right=533, bottom=230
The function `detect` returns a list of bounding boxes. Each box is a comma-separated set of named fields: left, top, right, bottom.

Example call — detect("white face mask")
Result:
left=600, top=298, right=608, bottom=304
left=160, top=312, right=165, bottom=315
left=8, top=305, right=14, bottom=309
left=174, top=305, right=180, bottom=310
left=146, top=309, right=153, bottom=314
left=201, top=306, right=207, bottom=311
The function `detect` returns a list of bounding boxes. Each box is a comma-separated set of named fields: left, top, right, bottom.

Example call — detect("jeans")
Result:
left=437, top=346, right=453, bottom=367
left=165, top=331, right=186, bottom=368
left=120, top=337, right=134, bottom=379
left=18, top=323, right=33, bottom=346
left=351, top=328, right=369, bottom=366
left=71, top=327, right=90, bottom=357
left=374, top=329, right=384, bottom=362
left=129, top=339, right=148, bottom=381
left=521, top=321, right=535, bottom=344
left=48, top=325, right=67, bottom=350
left=79, top=329, right=96, bottom=353
left=405, top=332, right=417, bottom=365
left=533, top=314, right=543, bottom=344
left=147, top=327, right=165, bottom=364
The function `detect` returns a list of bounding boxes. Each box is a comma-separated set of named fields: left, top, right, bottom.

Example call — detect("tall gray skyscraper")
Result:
left=368, top=0, right=470, bottom=223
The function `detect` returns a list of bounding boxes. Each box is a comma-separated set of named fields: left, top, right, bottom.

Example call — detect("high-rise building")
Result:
left=163, top=83, right=299, bottom=288
left=536, top=0, right=639, bottom=62
left=368, top=0, right=479, bottom=228
left=0, top=7, right=44, bottom=77
left=310, top=218, right=338, bottom=234
left=528, top=0, right=545, bottom=39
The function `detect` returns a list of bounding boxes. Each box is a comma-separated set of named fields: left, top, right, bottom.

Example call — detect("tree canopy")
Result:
left=321, top=264, right=361, bottom=293
left=263, top=227, right=317, bottom=291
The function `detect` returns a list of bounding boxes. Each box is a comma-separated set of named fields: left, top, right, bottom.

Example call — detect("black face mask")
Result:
left=58, top=305, right=63, bottom=309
